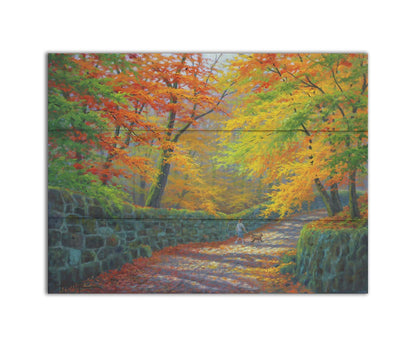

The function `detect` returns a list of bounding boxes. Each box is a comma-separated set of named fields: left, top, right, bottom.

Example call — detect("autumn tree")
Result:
left=137, top=54, right=233, bottom=208
left=49, top=52, right=367, bottom=218
left=219, top=53, right=367, bottom=218
left=48, top=54, right=157, bottom=204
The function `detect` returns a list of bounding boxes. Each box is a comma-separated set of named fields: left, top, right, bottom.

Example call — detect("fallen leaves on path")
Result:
left=63, top=212, right=327, bottom=293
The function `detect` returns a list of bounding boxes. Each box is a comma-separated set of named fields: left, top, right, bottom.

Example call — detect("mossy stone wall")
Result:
left=48, top=187, right=356, bottom=293
left=48, top=188, right=255, bottom=293
left=296, top=226, right=368, bottom=293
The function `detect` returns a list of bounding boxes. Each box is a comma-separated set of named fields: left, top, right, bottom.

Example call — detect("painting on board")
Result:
left=48, top=53, right=368, bottom=293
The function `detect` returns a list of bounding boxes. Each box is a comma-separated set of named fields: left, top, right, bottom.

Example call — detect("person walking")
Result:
left=235, top=219, right=247, bottom=245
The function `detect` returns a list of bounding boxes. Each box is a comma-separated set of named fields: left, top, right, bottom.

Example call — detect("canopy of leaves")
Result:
left=48, top=53, right=367, bottom=216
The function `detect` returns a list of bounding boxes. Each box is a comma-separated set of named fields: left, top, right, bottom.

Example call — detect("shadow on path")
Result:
left=70, top=209, right=327, bottom=293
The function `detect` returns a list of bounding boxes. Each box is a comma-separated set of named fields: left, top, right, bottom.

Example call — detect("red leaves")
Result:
left=61, top=215, right=320, bottom=294
left=73, top=163, right=83, bottom=170
left=50, top=53, right=230, bottom=193
left=68, top=129, right=88, bottom=143
left=340, top=59, right=353, bottom=67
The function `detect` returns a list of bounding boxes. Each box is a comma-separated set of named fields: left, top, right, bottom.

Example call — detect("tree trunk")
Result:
left=314, top=178, right=335, bottom=217
left=138, top=176, right=146, bottom=206
left=348, top=169, right=361, bottom=219
left=145, top=149, right=172, bottom=208
left=302, top=122, right=338, bottom=217
left=330, top=183, right=343, bottom=214
left=143, top=55, right=230, bottom=208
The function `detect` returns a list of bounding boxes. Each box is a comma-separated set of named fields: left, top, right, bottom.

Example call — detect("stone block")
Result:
left=97, top=247, right=116, bottom=260
left=150, top=240, right=161, bottom=250
left=82, top=250, right=97, bottom=263
left=123, top=221, right=135, bottom=231
left=168, top=238, right=177, bottom=247
left=114, top=254, right=126, bottom=267
left=60, top=190, right=73, bottom=205
left=48, top=189, right=64, bottom=213
left=129, top=249, right=139, bottom=259
left=101, top=259, right=110, bottom=272
left=81, top=218, right=97, bottom=234
left=48, top=247, right=68, bottom=268
left=137, top=236, right=150, bottom=245
left=60, top=267, right=80, bottom=288
left=62, top=233, right=83, bottom=248
left=67, top=225, right=82, bottom=233
left=175, top=236, right=185, bottom=244
left=97, top=226, right=113, bottom=237
left=125, top=231, right=136, bottom=242
left=106, top=234, right=119, bottom=247
left=160, top=239, right=169, bottom=248
left=133, top=221, right=144, bottom=230
left=121, top=252, right=132, bottom=264
left=139, top=244, right=152, bottom=258
left=97, top=220, right=107, bottom=228
left=117, top=232, right=126, bottom=241
left=72, top=194, right=85, bottom=209
left=101, top=255, right=124, bottom=271
left=137, top=228, right=148, bottom=236
left=89, top=205, right=105, bottom=219
left=81, top=262, right=101, bottom=279
left=74, top=207, right=85, bottom=215
left=66, top=214, right=81, bottom=225
left=48, top=216, right=64, bottom=229
left=68, top=248, right=82, bottom=266
left=108, top=221, right=122, bottom=232
left=85, top=235, right=105, bottom=249
left=64, top=203, right=74, bottom=214
left=48, top=230, right=61, bottom=247
left=48, top=269, right=60, bottom=293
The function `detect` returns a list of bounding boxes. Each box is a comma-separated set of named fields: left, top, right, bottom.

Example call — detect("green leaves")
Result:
left=328, top=144, right=368, bottom=172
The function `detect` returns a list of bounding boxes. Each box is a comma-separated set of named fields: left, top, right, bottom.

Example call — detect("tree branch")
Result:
left=305, top=75, right=325, bottom=94
left=331, top=68, right=343, bottom=92
left=300, top=122, right=311, bottom=136
left=361, top=73, right=368, bottom=95
left=172, top=82, right=235, bottom=143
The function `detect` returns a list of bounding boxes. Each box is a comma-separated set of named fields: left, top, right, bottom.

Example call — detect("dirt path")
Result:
left=69, top=209, right=328, bottom=293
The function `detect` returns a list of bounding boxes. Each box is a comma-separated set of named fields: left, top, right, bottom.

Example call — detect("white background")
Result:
left=1, top=1, right=415, bottom=346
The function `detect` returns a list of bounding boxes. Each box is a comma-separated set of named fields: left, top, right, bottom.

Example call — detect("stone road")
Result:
left=69, top=209, right=327, bottom=293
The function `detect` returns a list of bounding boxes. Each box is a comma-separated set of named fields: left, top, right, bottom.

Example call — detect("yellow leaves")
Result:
left=263, top=174, right=316, bottom=218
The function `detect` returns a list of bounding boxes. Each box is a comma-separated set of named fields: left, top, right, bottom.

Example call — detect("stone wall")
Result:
left=48, top=188, right=273, bottom=293
left=48, top=187, right=358, bottom=293
left=296, top=226, right=368, bottom=293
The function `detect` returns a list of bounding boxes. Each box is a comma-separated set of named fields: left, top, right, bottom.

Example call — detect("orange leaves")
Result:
left=73, top=163, right=84, bottom=170
left=61, top=217, right=314, bottom=294
left=221, top=53, right=368, bottom=218
left=339, top=59, right=353, bottom=68
left=306, top=193, right=368, bottom=231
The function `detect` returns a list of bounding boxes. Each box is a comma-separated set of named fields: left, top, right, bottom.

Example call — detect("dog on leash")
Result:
left=250, top=233, right=263, bottom=243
